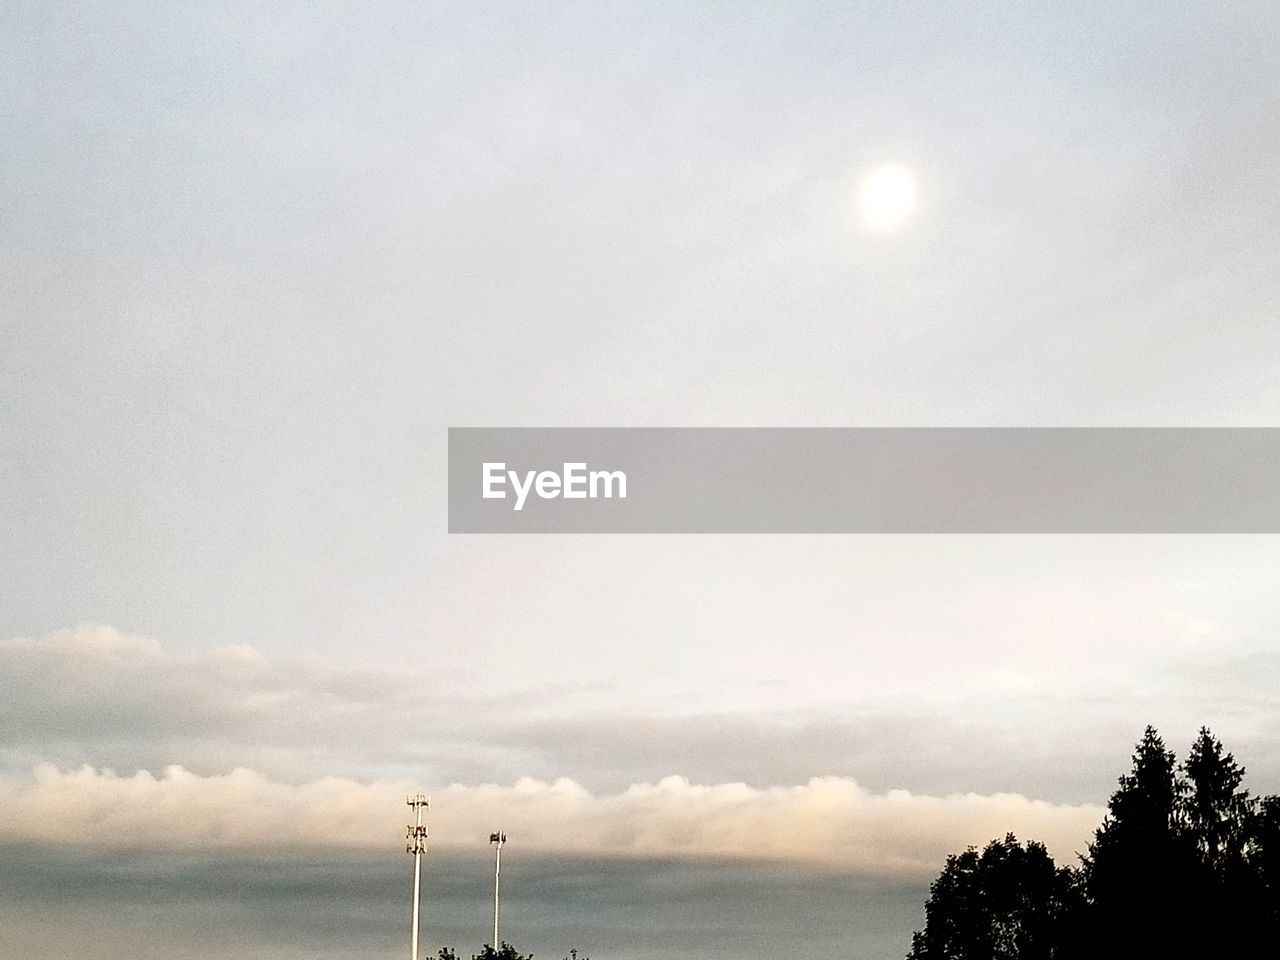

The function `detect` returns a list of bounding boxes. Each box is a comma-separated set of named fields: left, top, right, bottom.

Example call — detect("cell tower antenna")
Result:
left=406, top=793, right=430, bottom=960
left=489, top=830, right=507, bottom=948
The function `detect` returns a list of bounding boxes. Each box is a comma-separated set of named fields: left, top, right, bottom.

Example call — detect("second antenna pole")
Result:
left=489, top=830, right=507, bottom=948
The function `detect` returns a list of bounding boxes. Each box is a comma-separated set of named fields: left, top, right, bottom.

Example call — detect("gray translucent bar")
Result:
left=448, top=428, right=1280, bottom=533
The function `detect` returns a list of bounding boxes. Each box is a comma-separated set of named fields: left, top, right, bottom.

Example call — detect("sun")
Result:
left=857, top=164, right=918, bottom=230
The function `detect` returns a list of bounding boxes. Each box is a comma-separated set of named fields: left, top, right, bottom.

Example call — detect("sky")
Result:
left=4, top=2, right=1280, bottom=958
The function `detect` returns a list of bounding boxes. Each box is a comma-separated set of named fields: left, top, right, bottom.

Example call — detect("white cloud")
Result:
left=0, top=763, right=1103, bottom=878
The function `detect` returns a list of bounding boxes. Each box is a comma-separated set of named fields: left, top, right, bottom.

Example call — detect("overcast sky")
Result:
left=4, top=2, right=1280, bottom=957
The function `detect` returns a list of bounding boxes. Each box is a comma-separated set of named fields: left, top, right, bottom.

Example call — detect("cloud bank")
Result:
left=6, top=624, right=1280, bottom=802
left=8, top=624, right=1280, bottom=879
left=1, top=762, right=1102, bottom=877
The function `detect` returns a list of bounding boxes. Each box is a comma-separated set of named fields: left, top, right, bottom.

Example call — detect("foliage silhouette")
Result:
left=905, top=834, right=1084, bottom=960
left=438, top=943, right=589, bottom=960
left=909, top=726, right=1280, bottom=959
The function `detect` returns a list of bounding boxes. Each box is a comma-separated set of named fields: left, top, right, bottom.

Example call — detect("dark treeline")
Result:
left=440, top=944, right=588, bottom=960
left=908, top=726, right=1280, bottom=958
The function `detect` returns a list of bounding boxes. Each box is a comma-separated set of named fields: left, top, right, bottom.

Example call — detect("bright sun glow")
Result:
left=857, top=164, right=918, bottom=230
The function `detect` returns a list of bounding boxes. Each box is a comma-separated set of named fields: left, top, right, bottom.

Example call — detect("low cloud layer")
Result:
left=5, top=624, right=1280, bottom=803
left=0, top=625, right=1108, bottom=878
left=0, top=762, right=1103, bottom=877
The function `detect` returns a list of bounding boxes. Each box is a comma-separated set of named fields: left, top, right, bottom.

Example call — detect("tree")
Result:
left=439, top=944, right=533, bottom=960
left=912, top=726, right=1280, bottom=959
left=907, top=834, right=1083, bottom=960
left=1078, top=725, right=1197, bottom=955
left=1253, top=795, right=1280, bottom=933
left=438, top=944, right=587, bottom=960
left=1165, top=727, right=1268, bottom=953
left=1181, top=727, right=1254, bottom=874
left=1086, top=726, right=1181, bottom=874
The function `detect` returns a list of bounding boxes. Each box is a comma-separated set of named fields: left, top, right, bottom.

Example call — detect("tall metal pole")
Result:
left=489, top=831, right=507, bottom=948
left=407, top=794, right=430, bottom=960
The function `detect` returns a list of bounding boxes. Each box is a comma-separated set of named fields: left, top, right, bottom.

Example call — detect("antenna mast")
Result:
left=489, top=830, right=507, bottom=948
left=407, top=793, right=430, bottom=960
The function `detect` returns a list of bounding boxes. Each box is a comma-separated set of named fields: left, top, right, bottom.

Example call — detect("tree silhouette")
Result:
left=439, top=943, right=532, bottom=960
left=1080, top=725, right=1196, bottom=955
left=1181, top=727, right=1254, bottom=873
left=438, top=944, right=588, bottom=960
left=910, top=726, right=1280, bottom=958
left=1253, top=795, right=1280, bottom=933
left=907, top=834, right=1083, bottom=959
left=1179, top=727, right=1262, bottom=951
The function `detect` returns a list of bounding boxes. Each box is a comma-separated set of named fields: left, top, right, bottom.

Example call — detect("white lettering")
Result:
left=482, top=462, right=506, bottom=499
left=535, top=470, right=561, bottom=498
left=590, top=469, right=627, bottom=499
left=484, top=462, right=626, bottom=510
left=510, top=469, right=536, bottom=512
left=562, top=462, right=587, bottom=498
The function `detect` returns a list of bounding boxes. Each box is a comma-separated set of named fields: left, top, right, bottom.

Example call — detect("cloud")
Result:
left=0, top=623, right=460, bottom=775
left=6, top=624, right=1280, bottom=806
left=0, top=762, right=1103, bottom=877
left=0, top=624, right=1092, bottom=799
